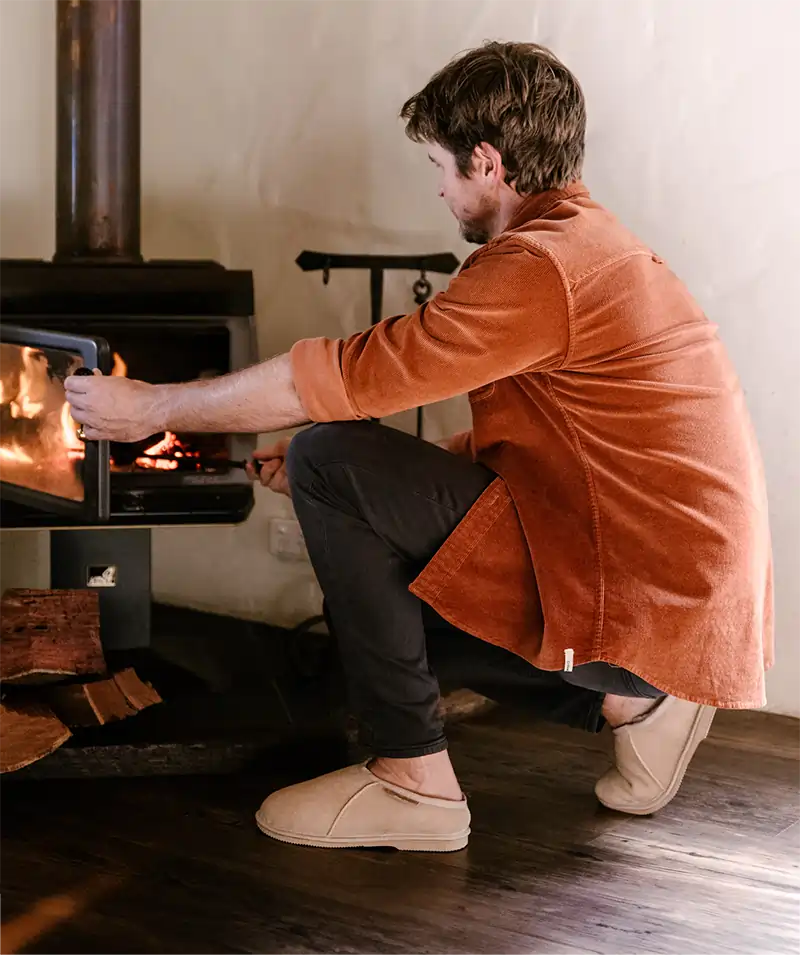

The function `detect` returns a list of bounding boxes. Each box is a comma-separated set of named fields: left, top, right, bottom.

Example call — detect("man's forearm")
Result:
left=154, top=353, right=309, bottom=434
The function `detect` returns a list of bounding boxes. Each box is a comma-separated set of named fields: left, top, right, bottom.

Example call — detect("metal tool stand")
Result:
left=296, top=251, right=460, bottom=437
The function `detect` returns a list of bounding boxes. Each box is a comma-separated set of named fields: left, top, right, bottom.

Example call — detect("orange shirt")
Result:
left=291, top=183, right=773, bottom=708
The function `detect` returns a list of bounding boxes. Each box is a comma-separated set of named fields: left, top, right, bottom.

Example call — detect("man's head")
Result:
left=401, top=42, right=585, bottom=244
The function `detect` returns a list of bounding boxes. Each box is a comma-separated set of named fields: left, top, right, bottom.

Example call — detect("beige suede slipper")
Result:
left=255, top=762, right=470, bottom=851
left=595, top=695, right=716, bottom=815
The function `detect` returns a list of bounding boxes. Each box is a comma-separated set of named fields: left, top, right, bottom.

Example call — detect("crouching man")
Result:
left=67, top=41, right=773, bottom=852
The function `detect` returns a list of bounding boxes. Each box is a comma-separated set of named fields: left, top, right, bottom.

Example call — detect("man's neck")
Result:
left=489, top=189, right=527, bottom=239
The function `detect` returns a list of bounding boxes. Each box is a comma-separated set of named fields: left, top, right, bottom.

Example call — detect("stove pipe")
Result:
left=55, top=0, right=141, bottom=262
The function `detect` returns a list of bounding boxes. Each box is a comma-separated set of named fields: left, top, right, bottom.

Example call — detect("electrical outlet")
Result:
left=268, top=518, right=308, bottom=561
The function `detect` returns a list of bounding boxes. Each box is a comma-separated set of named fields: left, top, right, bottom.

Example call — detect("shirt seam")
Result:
left=590, top=321, right=711, bottom=365
left=506, top=235, right=575, bottom=367
left=544, top=375, right=606, bottom=652
left=572, top=248, right=653, bottom=288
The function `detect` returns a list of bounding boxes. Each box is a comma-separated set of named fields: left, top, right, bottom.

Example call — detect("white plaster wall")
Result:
left=1, top=0, right=797, bottom=715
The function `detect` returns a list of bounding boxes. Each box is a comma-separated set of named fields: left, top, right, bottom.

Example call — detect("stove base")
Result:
left=50, top=528, right=152, bottom=650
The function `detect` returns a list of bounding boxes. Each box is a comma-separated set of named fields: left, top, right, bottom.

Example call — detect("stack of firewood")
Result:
left=1, top=589, right=161, bottom=774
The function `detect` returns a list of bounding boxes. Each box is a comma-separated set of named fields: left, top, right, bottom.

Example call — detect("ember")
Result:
left=137, top=432, right=183, bottom=470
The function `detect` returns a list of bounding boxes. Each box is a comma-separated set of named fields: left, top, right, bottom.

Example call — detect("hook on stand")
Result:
left=412, top=270, right=433, bottom=306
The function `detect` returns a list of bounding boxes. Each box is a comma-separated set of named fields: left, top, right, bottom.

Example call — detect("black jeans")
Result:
left=287, top=421, right=664, bottom=759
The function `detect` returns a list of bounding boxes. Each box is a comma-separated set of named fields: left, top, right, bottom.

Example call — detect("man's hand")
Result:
left=65, top=372, right=165, bottom=442
left=247, top=436, right=293, bottom=497
left=435, top=430, right=474, bottom=457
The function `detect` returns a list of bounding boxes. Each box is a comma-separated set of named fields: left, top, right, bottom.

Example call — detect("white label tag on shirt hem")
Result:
left=564, top=648, right=574, bottom=672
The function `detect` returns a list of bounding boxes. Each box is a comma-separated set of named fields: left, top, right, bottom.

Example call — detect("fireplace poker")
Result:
left=132, top=454, right=264, bottom=474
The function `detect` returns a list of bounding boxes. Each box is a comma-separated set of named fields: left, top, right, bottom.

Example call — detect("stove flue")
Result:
left=54, top=0, right=142, bottom=263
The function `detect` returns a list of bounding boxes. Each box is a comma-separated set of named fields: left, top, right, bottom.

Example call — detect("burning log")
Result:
left=0, top=698, right=72, bottom=773
left=48, top=668, right=161, bottom=727
left=1, top=589, right=105, bottom=684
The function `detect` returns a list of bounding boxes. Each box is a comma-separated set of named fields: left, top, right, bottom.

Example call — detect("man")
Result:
left=67, top=42, right=773, bottom=853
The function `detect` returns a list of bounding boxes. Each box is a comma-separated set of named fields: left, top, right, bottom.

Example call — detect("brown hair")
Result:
left=401, top=41, right=585, bottom=194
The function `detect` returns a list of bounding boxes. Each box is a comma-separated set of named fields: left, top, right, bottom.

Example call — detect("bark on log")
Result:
left=47, top=669, right=162, bottom=727
left=0, top=698, right=72, bottom=773
left=1, top=589, right=105, bottom=684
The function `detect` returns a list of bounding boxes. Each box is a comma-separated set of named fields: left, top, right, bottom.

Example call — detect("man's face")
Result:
left=427, top=143, right=500, bottom=245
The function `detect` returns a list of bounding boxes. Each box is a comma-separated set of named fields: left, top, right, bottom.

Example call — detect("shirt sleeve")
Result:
left=290, top=239, right=569, bottom=422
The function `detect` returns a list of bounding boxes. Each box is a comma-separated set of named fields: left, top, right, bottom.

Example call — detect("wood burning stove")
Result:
left=1, top=263, right=257, bottom=528
left=0, top=1, right=256, bottom=649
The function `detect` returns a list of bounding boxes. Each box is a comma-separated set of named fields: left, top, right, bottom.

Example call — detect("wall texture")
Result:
left=1, top=0, right=797, bottom=715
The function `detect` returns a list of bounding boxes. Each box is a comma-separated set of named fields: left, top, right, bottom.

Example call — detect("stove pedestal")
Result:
left=50, top=528, right=152, bottom=650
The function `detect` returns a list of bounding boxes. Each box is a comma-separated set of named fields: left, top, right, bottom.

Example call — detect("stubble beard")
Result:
left=459, top=220, right=492, bottom=245
left=457, top=195, right=498, bottom=246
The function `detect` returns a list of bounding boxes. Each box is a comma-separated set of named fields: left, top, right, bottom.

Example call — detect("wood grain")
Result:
left=1, top=589, right=104, bottom=685
left=46, top=669, right=162, bottom=728
left=0, top=699, right=71, bottom=774
left=1, top=708, right=797, bottom=955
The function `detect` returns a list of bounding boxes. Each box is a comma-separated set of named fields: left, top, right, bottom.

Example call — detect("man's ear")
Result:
left=473, top=141, right=505, bottom=183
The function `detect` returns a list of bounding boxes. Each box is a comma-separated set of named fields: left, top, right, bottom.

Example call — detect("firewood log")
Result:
left=47, top=669, right=162, bottom=727
left=1, top=589, right=104, bottom=684
left=0, top=698, right=71, bottom=773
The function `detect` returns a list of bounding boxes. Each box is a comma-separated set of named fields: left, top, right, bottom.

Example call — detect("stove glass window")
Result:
left=0, top=342, right=86, bottom=501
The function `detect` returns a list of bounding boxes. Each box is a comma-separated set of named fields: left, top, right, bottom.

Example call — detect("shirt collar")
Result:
left=506, top=180, right=589, bottom=231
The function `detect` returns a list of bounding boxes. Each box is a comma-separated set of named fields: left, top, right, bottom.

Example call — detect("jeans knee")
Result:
left=286, top=421, right=369, bottom=487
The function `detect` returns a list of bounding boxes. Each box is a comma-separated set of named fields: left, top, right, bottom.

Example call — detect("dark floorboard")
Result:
left=2, top=708, right=798, bottom=954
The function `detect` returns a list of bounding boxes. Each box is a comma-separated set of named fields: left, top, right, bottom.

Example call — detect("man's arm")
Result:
left=290, top=241, right=569, bottom=422
left=67, top=240, right=567, bottom=442
left=66, top=353, right=308, bottom=442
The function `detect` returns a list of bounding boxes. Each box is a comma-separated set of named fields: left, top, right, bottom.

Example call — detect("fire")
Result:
left=9, top=347, right=46, bottom=419
left=0, top=444, right=33, bottom=464
left=60, top=401, right=85, bottom=462
left=109, top=355, right=195, bottom=469
left=0, top=343, right=84, bottom=501
left=111, top=352, right=128, bottom=377
left=135, top=431, right=184, bottom=470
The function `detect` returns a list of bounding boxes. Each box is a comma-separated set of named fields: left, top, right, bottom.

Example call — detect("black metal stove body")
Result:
left=1, top=260, right=257, bottom=528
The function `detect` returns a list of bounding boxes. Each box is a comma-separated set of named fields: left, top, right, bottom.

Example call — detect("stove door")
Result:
left=0, top=325, right=111, bottom=521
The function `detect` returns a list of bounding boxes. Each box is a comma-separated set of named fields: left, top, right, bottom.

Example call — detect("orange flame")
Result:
left=135, top=431, right=181, bottom=470
left=9, top=347, right=46, bottom=419
left=60, top=401, right=85, bottom=462
left=0, top=443, right=34, bottom=464
left=0, top=344, right=84, bottom=501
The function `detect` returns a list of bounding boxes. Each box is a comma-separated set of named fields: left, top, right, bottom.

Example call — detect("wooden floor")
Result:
left=2, top=707, right=798, bottom=955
